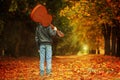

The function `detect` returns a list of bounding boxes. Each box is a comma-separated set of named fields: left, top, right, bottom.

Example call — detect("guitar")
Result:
left=30, top=4, right=64, bottom=37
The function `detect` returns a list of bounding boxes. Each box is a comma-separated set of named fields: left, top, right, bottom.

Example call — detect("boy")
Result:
left=35, top=23, right=57, bottom=76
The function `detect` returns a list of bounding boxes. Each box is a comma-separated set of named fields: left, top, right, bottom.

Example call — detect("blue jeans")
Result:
left=39, top=44, right=52, bottom=76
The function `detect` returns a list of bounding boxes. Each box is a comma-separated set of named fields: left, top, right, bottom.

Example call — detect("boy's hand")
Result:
left=50, top=24, right=64, bottom=37
left=54, top=27, right=57, bottom=31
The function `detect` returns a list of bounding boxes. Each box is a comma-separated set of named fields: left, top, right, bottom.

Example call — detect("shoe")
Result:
left=40, top=70, right=44, bottom=76
left=46, top=73, right=52, bottom=77
left=46, top=69, right=51, bottom=75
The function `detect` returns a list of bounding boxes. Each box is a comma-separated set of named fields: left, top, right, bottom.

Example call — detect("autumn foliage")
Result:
left=0, top=54, right=120, bottom=80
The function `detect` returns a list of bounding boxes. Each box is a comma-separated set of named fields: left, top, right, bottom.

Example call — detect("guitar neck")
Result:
left=50, top=24, right=55, bottom=29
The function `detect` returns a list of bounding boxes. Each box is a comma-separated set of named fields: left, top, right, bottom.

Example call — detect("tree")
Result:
left=101, top=0, right=120, bottom=56
left=0, top=0, right=70, bottom=57
left=59, top=0, right=120, bottom=56
left=0, top=0, right=119, bottom=56
left=107, top=0, right=120, bottom=57
left=101, top=23, right=111, bottom=55
left=59, top=0, right=104, bottom=54
left=0, top=0, right=38, bottom=57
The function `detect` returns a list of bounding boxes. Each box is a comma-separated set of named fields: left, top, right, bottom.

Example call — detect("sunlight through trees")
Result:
left=0, top=0, right=120, bottom=56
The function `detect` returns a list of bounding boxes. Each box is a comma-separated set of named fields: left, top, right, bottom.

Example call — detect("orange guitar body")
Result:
left=30, top=4, right=52, bottom=27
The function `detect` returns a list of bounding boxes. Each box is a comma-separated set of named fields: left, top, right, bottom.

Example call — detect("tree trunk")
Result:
left=15, top=42, right=20, bottom=57
left=102, top=23, right=111, bottom=55
left=116, top=21, right=120, bottom=57
left=117, top=37, right=120, bottom=57
left=112, top=19, right=120, bottom=57
left=104, top=38, right=111, bottom=55
left=111, top=26, right=117, bottom=56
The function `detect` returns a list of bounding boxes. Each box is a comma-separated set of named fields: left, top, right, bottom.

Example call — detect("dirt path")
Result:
left=0, top=54, right=120, bottom=80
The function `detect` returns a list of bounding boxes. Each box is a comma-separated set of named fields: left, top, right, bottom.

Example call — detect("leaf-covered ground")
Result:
left=0, top=54, right=120, bottom=80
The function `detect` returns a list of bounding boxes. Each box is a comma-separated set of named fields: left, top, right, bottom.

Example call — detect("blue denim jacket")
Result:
left=35, top=24, right=56, bottom=44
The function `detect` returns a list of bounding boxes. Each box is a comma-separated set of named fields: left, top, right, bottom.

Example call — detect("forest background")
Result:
left=0, top=0, right=120, bottom=57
